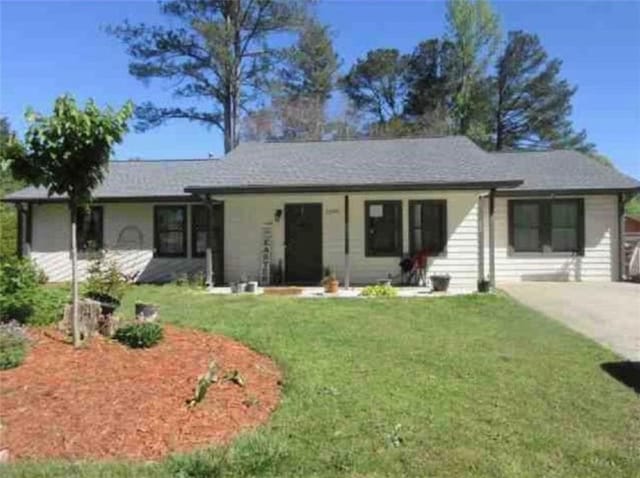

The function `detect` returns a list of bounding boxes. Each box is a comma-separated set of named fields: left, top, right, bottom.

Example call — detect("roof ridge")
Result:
left=250, top=134, right=467, bottom=146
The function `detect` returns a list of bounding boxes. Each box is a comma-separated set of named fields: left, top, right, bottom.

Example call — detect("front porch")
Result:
left=208, top=285, right=469, bottom=298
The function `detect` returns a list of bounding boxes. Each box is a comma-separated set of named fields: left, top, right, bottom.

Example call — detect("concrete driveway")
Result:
left=501, top=282, right=640, bottom=361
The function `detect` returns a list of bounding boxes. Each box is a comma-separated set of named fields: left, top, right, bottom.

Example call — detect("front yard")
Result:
left=4, top=288, right=639, bottom=477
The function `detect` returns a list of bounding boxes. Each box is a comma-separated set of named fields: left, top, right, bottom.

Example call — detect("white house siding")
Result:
left=27, top=190, right=484, bottom=291
left=30, top=202, right=204, bottom=283
left=482, top=195, right=619, bottom=283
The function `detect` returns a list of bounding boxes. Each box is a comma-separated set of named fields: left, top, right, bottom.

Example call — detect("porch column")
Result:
left=488, top=189, right=496, bottom=289
left=344, top=195, right=351, bottom=288
left=478, top=195, right=485, bottom=284
left=618, top=193, right=625, bottom=281
left=204, top=195, right=215, bottom=290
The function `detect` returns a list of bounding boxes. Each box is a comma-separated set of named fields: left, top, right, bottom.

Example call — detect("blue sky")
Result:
left=1, top=0, right=639, bottom=178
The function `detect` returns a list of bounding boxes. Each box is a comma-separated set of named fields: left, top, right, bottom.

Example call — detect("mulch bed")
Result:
left=0, top=326, right=282, bottom=462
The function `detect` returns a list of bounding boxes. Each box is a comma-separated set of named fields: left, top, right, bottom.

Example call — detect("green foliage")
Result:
left=626, top=194, right=640, bottom=216
left=0, top=321, right=28, bottom=370
left=108, top=0, right=310, bottom=153
left=445, top=0, right=501, bottom=135
left=187, top=360, right=219, bottom=409
left=492, top=30, right=590, bottom=151
left=11, top=95, right=133, bottom=207
left=167, top=448, right=226, bottom=478
left=84, top=253, right=128, bottom=303
left=0, top=117, right=24, bottom=259
left=29, top=286, right=68, bottom=326
left=360, top=284, right=398, bottom=297
left=114, top=322, right=163, bottom=349
left=340, top=48, right=408, bottom=124
left=0, top=257, right=40, bottom=322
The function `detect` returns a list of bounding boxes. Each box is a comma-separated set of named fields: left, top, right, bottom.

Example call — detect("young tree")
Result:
left=493, top=30, right=591, bottom=151
left=10, top=96, right=132, bottom=347
left=444, top=0, right=500, bottom=135
left=340, top=48, right=409, bottom=125
left=109, top=0, right=309, bottom=153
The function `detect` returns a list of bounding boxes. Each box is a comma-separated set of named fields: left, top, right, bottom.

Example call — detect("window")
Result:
left=409, top=200, right=447, bottom=255
left=508, top=199, right=584, bottom=254
left=154, top=206, right=187, bottom=257
left=365, top=201, right=402, bottom=257
left=191, top=204, right=223, bottom=257
left=76, top=206, right=103, bottom=251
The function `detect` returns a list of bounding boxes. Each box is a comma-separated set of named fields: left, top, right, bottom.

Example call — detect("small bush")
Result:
left=0, top=321, right=28, bottom=370
left=30, top=287, right=68, bottom=326
left=114, top=322, right=163, bottom=348
left=361, top=284, right=398, bottom=297
left=84, top=252, right=128, bottom=304
left=0, top=258, right=40, bottom=322
left=166, top=448, right=226, bottom=478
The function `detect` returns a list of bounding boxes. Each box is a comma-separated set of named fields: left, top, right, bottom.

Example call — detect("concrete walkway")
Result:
left=502, top=282, right=640, bottom=361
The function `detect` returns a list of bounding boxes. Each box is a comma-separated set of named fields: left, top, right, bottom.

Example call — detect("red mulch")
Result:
left=0, top=326, right=282, bottom=462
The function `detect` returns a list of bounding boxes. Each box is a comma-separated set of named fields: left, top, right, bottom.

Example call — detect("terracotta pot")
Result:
left=323, top=279, right=339, bottom=294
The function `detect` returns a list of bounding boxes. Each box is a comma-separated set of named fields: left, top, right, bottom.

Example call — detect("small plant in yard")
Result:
left=0, top=321, right=29, bottom=370
left=223, top=369, right=245, bottom=387
left=384, top=423, right=404, bottom=448
left=0, top=258, right=39, bottom=323
left=361, top=284, right=398, bottom=297
left=84, top=252, right=128, bottom=305
left=113, top=322, right=163, bottom=348
left=187, top=360, right=219, bottom=408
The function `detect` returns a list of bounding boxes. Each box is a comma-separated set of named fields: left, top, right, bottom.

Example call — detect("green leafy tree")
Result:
left=274, top=19, right=340, bottom=139
left=0, top=118, right=25, bottom=258
left=493, top=30, right=592, bottom=152
left=109, top=0, right=309, bottom=153
left=340, top=48, right=409, bottom=125
left=627, top=195, right=640, bottom=216
left=10, top=95, right=132, bottom=347
left=404, top=38, right=456, bottom=134
left=445, top=0, right=500, bottom=136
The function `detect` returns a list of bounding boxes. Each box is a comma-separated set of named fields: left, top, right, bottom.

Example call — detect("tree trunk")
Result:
left=69, top=202, right=80, bottom=347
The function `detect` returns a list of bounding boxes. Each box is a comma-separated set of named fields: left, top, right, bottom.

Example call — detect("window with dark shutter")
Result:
left=154, top=205, right=187, bottom=257
left=508, top=199, right=584, bottom=255
left=76, top=206, right=103, bottom=252
left=365, top=201, right=402, bottom=257
left=409, top=200, right=447, bottom=255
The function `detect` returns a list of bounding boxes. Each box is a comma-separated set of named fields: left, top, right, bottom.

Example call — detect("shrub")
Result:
left=84, top=252, right=128, bottom=304
left=114, top=322, right=163, bottom=348
left=361, top=284, right=398, bottom=297
left=0, top=258, right=40, bottom=322
left=0, top=321, right=28, bottom=370
left=30, top=287, right=69, bottom=326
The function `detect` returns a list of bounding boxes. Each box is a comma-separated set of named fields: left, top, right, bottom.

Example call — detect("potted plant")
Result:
left=322, top=268, right=339, bottom=294
left=477, top=279, right=490, bottom=293
left=430, top=273, right=451, bottom=292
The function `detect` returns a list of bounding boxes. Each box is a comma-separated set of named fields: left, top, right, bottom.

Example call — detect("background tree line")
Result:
left=2, top=0, right=638, bottom=258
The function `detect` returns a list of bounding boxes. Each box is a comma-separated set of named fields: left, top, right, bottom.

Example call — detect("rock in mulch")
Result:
left=0, top=326, right=281, bottom=462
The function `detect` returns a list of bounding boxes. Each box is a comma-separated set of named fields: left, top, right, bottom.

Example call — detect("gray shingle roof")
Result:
left=490, top=150, right=640, bottom=193
left=4, top=136, right=638, bottom=201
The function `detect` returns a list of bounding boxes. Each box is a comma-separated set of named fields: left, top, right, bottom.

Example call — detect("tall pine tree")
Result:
left=109, top=0, right=309, bottom=153
left=493, top=30, right=592, bottom=152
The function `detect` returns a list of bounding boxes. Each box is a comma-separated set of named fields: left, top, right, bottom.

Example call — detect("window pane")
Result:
left=193, top=205, right=208, bottom=228
left=412, top=203, right=422, bottom=228
left=156, top=206, right=185, bottom=256
left=158, top=231, right=184, bottom=254
left=513, top=203, right=541, bottom=251
left=551, top=202, right=578, bottom=251
left=77, top=207, right=102, bottom=251
left=422, top=203, right=444, bottom=254
left=367, top=202, right=401, bottom=256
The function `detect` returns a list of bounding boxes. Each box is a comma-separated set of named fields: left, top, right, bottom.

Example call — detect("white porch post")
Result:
left=618, top=193, right=626, bottom=281
left=344, top=194, right=351, bottom=288
left=204, top=195, right=215, bottom=290
left=489, top=189, right=496, bottom=289
left=478, top=195, right=485, bottom=286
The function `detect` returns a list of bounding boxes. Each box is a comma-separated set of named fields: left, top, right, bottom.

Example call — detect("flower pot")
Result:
left=85, top=292, right=120, bottom=316
left=246, top=281, right=258, bottom=293
left=430, top=275, right=451, bottom=292
left=323, top=279, right=339, bottom=294
left=237, top=282, right=247, bottom=293
left=135, top=303, right=159, bottom=322
left=477, top=279, right=490, bottom=293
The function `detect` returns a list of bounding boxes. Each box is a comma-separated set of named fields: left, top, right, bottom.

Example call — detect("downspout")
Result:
left=489, top=189, right=496, bottom=289
left=344, top=194, right=351, bottom=288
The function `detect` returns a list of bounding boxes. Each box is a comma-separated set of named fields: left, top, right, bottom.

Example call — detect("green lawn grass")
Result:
left=4, top=287, right=639, bottom=477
